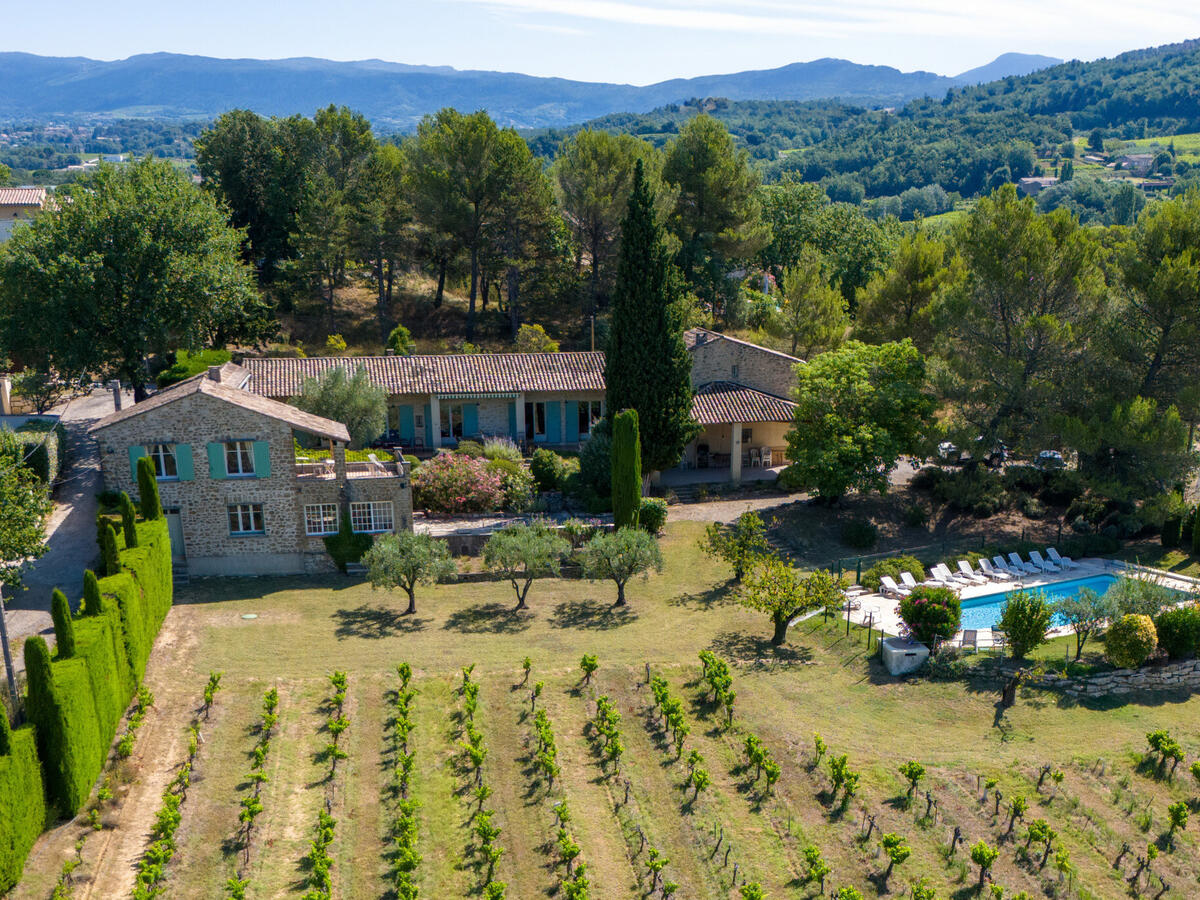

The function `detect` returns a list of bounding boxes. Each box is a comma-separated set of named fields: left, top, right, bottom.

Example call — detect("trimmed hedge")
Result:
left=12, top=419, right=67, bottom=485
left=0, top=725, right=46, bottom=892
left=21, top=518, right=172, bottom=817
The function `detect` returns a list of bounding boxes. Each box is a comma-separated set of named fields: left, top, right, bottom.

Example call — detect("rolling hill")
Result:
left=0, top=50, right=1058, bottom=130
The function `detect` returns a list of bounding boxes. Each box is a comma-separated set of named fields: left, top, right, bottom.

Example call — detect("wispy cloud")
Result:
left=450, top=0, right=1199, bottom=43
left=516, top=21, right=588, bottom=35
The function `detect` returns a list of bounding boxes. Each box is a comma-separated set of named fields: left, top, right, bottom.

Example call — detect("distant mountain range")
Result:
left=0, top=51, right=1062, bottom=130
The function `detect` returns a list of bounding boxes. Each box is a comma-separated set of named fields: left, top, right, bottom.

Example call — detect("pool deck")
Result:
left=846, top=558, right=1199, bottom=650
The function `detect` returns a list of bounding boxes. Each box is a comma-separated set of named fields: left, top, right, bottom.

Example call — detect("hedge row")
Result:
left=0, top=725, right=46, bottom=893
left=21, top=518, right=173, bottom=823
left=11, top=419, right=68, bottom=485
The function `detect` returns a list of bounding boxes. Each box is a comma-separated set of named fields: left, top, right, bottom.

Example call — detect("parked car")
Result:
left=1035, top=450, right=1066, bottom=470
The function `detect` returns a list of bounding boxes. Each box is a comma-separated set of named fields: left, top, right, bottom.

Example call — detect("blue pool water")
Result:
left=959, top=574, right=1119, bottom=631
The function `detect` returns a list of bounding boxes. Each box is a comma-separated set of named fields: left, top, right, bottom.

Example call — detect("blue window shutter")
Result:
left=507, top=402, right=517, bottom=439
left=252, top=441, right=272, bottom=478
left=175, top=444, right=194, bottom=481
left=546, top=401, right=561, bottom=443
left=398, top=405, right=415, bottom=441
left=565, top=401, right=580, bottom=442
left=463, top=403, right=478, bottom=438
left=128, top=445, right=146, bottom=481
left=207, top=443, right=226, bottom=480
left=424, top=404, right=432, bottom=446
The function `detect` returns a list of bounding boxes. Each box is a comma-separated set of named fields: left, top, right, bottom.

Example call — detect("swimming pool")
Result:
left=959, top=574, right=1119, bottom=631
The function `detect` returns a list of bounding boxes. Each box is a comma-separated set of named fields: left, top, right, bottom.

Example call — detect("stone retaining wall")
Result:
left=1033, top=659, right=1200, bottom=697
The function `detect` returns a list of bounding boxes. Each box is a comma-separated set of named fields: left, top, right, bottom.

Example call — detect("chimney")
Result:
left=109, top=379, right=123, bottom=410
left=207, top=365, right=222, bottom=383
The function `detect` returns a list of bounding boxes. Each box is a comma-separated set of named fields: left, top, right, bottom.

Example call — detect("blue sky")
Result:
left=4, top=1, right=1197, bottom=83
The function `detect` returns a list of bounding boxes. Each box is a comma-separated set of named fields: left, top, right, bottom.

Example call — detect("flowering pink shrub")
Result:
left=413, top=452, right=505, bottom=514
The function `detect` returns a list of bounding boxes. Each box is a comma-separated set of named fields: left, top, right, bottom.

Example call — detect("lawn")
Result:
left=14, top=521, right=1200, bottom=900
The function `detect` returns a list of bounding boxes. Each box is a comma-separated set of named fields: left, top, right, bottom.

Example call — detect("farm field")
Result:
left=12, top=521, right=1200, bottom=900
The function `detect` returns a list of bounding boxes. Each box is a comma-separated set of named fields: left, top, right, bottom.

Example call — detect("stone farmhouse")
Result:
left=89, top=329, right=796, bottom=576
left=0, top=187, right=46, bottom=243
left=89, top=362, right=413, bottom=578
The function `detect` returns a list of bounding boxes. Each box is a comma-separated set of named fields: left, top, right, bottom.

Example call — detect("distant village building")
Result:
left=1118, top=153, right=1155, bottom=176
left=1017, top=176, right=1059, bottom=196
left=0, top=187, right=46, bottom=242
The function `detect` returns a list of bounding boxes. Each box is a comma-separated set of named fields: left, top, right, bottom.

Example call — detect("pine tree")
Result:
left=50, top=589, right=75, bottom=659
left=82, top=570, right=104, bottom=616
left=136, top=456, right=162, bottom=520
left=604, top=158, right=699, bottom=474
left=119, top=492, right=139, bottom=548
left=101, top=521, right=121, bottom=577
left=612, top=409, right=642, bottom=529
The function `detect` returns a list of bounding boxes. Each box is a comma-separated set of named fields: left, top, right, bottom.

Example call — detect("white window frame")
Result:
left=304, top=503, right=339, bottom=536
left=225, top=440, right=255, bottom=477
left=149, top=442, right=178, bottom=480
left=228, top=503, right=265, bottom=535
left=350, top=500, right=394, bottom=534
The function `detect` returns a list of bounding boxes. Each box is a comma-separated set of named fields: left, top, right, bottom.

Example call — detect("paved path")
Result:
left=3, top=387, right=126, bottom=674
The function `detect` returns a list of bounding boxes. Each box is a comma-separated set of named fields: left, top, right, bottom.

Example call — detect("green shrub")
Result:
left=931, top=468, right=1005, bottom=515
left=454, top=439, right=485, bottom=458
left=155, top=348, right=232, bottom=387
left=386, top=324, right=416, bottom=356
left=639, top=498, right=668, bottom=534
left=1181, top=506, right=1197, bottom=546
left=530, top=448, right=568, bottom=492
left=10, top=419, right=67, bottom=484
left=998, top=592, right=1053, bottom=659
left=1161, top=515, right=1182, bottom=548
left=50, top=589, right=75, bottom=659
left=575, top=420, right=612, bottom=500
left=1154, top=606, right=1200, bottom=660
left=898, top=586, right=961, bottom=646
left=910, top=467, right=948, bottom=492
left=1040, top=470, right=1085, bottom=505
left=840, top=518, right=878, bottom=549
left=323, top=512, right=373, bottom=573
left=1106, top=615, right=1158, bottom=668
left=119, top=492, right=139, bottom=548
left=0, top=725, right=46, bottom=892
left=903, top=503, right=929, bottom=528
left=486, top=458, right=535, bottom=512
left=100, top=520, right=121, bottom=576
left=862, top=556, right=926, bottom=592
left=1001, top=465, right=1045, bottom=496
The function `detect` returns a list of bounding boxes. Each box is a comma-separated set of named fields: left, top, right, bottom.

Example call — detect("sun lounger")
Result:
left=992, top=556, right=1020, bottom=578
left=1029, top=550, right=1060, bottom=572
left=900, top=571, right=921, bottom=592
left=956, top=560, right=988, bottom=584
left=928, top=564, right=963, bottom=589
left=879, top=575, right=911, bottom=598
left=1007, top=552, right=1039, bottom=575
left=978, top=558, right=1014, bottom=581
left=1046, top=547, right=1078, bottom=570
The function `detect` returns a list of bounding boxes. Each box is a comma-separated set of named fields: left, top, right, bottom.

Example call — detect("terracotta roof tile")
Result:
left=0, top=188, right=46, bottom=206
left=242, top=352, right=606, bottom=398
left=88, top=367, right=350, bottom=443
left=691, top=382, right=796, bottom=425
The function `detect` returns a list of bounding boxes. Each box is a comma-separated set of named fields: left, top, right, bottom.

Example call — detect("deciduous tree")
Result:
left=292, top=365, right=387, bottom=450
left=740, top=559, right=841, bottom=646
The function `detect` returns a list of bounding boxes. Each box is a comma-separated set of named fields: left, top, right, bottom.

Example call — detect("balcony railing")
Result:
left=295, top=458, right=404, bottom=480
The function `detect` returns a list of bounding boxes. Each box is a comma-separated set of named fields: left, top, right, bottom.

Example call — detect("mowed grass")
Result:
left=24, top=520, right=1200, bottom=899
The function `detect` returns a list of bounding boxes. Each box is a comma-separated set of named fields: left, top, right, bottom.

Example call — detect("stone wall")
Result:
left=1034, top=659, right=1200, bottom=698
left=689, top=336, right=799, bottom=396
left=93, top=388, right=414, bottom=576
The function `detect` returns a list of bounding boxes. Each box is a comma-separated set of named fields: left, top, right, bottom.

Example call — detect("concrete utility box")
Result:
left=881, top=637, right=929, bottom=676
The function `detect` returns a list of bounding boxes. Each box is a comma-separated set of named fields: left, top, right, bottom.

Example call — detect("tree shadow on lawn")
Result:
left=707, top=631, right=813, bottom=670
left=667, top=580, right=736, bottom=610
left=549, top=598, right=638, bottom=631
left=331, top=604, right=431, bottom=639
left=442, top=602, right=533, bottom=634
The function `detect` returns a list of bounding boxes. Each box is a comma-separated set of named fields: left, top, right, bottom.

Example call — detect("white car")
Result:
left=1036, top=450, right=1066, bottom=470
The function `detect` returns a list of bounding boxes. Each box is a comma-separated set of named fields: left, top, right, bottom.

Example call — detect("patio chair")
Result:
left=990, top=629, right=1009, bottom=654
left=1007, top=552, right=1039, bottom=575
left=760, top=447, right=772, bottom=467
left=956, top=560, right=989, bottom=584
left=879, top=575, right=910, bottom=599
left=1028, top=550, right=1060, bottom=573
left=1046, top=547, right=1079, bottom=570
left=978, top=558, right=1014, bottom=581
left=960, top=630, right=978, bottom=654
left=749, top=447, right=761, bottom=468
left=899, top=571, right=921, bottom=592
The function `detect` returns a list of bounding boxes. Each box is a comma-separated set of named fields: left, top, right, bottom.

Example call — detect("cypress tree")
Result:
left=1161, top=515, right=1181, bottom=548
left=81, top=569, right=105, bottom=616
left=136, top=455, right=162, bottom=520
left=118, top=491, right=139, bottom=548
left=23, top=636, right=53, bottom=743
left=604, top=158, right=699, bottom=473
left=101, top=521, right=121, bottom=576
left=1183, top=506, right=1196, bottom=546
left=612, top=409, right=643, bottom=529
left=1191, top=506, right=1200, bottom=558
left=50, top=589, right=75, bottom=659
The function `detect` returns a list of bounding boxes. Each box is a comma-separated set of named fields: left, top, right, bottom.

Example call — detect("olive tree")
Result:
left=483, top=523, right=569, bottom=611
left=362, top=531, right=457, bottom=615
left=580, top=527, right=664, bottom=607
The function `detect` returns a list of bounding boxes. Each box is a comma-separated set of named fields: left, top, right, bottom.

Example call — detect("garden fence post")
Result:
left=856, top=559, right=862, bottom=583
